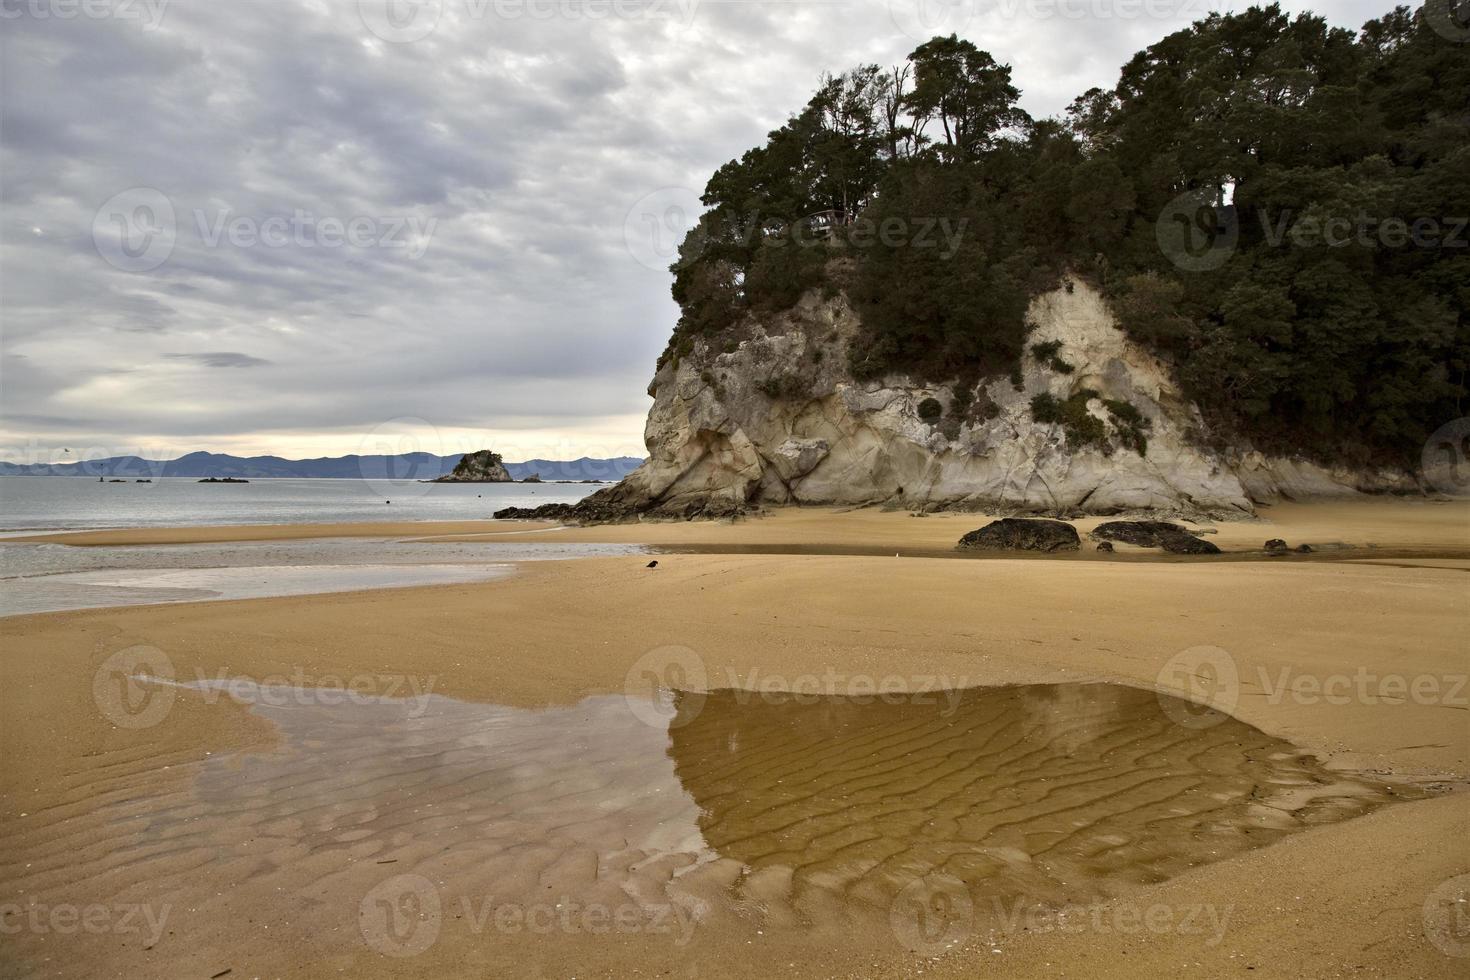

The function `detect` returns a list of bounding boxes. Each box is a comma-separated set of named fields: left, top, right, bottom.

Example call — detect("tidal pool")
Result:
left=0, top=680, right=1423, bottom=975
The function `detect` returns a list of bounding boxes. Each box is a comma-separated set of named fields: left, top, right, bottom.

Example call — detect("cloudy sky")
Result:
left=0, top=0, right=1393, bottom=464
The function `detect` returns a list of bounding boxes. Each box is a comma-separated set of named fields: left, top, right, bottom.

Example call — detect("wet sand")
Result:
left=1, top=498, right=1467, bottom=977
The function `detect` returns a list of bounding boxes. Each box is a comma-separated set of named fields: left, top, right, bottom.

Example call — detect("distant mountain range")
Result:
left=0, top=451, right=644, bottom=482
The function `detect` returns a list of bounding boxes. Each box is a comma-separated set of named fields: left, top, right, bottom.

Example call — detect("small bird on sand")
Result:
left=646, top=560, right=658, bottom=568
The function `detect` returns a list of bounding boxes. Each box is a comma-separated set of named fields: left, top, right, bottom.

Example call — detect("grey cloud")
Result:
left=0, top=0, right=1394, bottom=455
left=164, top=352, right=272, bottom=369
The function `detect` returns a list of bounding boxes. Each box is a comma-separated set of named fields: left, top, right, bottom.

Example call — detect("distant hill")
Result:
left=0, top=450, right=644, bottom=482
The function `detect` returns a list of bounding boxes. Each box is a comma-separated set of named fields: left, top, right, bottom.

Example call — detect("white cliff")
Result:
left=593, top=277, right=1414, bottom=520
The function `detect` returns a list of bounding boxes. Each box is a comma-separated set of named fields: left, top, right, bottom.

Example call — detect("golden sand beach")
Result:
left=1, top=499, right=1467, bottom=978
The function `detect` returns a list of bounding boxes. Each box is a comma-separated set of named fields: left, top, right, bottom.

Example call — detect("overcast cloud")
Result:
left=0, top=0, right=1394, bottom=463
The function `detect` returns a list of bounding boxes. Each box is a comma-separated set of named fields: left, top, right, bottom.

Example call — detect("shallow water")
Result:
left=0, top=476, right=601, bottom=532
left=0, top=680, right=1421, bottom=975
left=0, top=538, right=650, bottom=615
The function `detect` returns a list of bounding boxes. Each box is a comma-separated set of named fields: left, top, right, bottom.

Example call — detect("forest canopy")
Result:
left=666, top=3, right=1468, bottom=465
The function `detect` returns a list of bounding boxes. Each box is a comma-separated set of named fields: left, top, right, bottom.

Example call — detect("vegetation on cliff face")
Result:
left=665, top=4, right=1467, bottom=466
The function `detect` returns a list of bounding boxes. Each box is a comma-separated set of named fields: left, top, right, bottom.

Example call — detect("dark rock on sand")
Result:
left=1091, top=520, right=1220, bottom=555
left=1161, top=533, right=1221, bottom=554
left=1265, top=538, right=1289, bottom=555
left=958, top=518, right=1080, bottom=553
left=1096, top=541, right=1115, bottom=553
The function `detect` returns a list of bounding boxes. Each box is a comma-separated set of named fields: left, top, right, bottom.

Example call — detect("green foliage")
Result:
left=663, top=5, right=1469, bottom=464
left=1103, top=399, right=1152, bottom=456
left=904, top=34, right=1029, bottom=163
left=1031, top=390, right=1108, bottom=449
left=744, top=236, right=832, bottom=313
left=1031, top=390, right=1152, bottom=455
left=755, top=372, right=811, bottom=400
left=917, top=397, right=944, bottom=422
left=1030, top=340, right=1074, bottom=374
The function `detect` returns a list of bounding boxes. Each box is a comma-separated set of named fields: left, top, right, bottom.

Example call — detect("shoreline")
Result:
left=11, top=496, right=1470, bottom=557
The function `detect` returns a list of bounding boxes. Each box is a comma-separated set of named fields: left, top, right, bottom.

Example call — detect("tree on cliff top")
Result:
left=664, top=4, right=1467, bottom=466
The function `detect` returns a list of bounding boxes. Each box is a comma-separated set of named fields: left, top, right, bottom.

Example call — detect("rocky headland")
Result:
left=500, top=278, right=1416, bottom=524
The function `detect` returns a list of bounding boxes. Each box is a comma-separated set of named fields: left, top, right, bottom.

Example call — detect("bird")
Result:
left=646, top=560, right=658, bottom=568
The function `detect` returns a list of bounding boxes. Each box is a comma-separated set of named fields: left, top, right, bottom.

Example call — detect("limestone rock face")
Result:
left=434, top=450, right=512, bottom=483
left=579, top=277, right=1410, bottom=520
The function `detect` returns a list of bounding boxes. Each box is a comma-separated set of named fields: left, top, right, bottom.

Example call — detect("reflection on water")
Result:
left=0, top=680, right=1422, bottom=976
left=666, top=686, right=1405, bottom=916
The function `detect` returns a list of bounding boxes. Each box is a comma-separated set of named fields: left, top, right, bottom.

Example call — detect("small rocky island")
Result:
left=432, top=450, right=513, bottom=483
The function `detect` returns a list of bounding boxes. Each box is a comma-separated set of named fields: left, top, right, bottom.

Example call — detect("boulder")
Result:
left=1091, top=520, right=1188, bottom=547
left=1161, top=533, right=1221, bottom=555
left=958, top=518, right=1080, bottom=553
left=1091, top=520, right=1220, bottom=555
left=1264, top=538, right=1289, bottom=555
left=1096, top=541, right=1115, bottom=553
